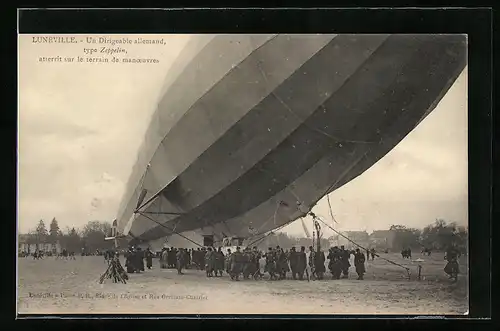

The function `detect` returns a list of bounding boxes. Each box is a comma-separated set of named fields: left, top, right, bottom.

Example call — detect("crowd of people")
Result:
left=123, top=247, right=155, bottom=273
left=21, top=241, right=462, bottom=282
left=132, top=244, right=370, bottom=281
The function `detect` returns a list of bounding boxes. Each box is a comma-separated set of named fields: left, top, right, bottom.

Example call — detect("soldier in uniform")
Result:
left=213, top=247, right=223, bottom=276
left=167, top=247, right=174, bottom=268
left=136, top=247, right=145, bottom=272
left=296, top=246, right=307, bottom=280
left=204, top=247, right=215, bottom=277
left=354, top=248, right=366, bottom=280
left=145, top=247, right=154, bottom=270
left=251, top=247, right=262, bottom=279
left=332, top=246, right=343, bottom=279
left=125, top=246, right=135, bottom=273
left=225, top=249, right=232, bottom=275
left=314, top=248, right=326, bottom=280
left=444, top=244, right=459, bottom=280
left=340, top=245, right=351, bottom=278
left=230, top=247, right=244, bottom=281
left=277, top=248, right=289, bottom=280
left=176, top=248, right=185, bottom=275
left=289, top=247, right=299, bottom=280
left=242, top=248, right=252, bottom=279
left=265, top=247, right=277, bottom=280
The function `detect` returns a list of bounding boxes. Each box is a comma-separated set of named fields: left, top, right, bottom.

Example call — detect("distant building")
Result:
left=18, top=234, right=61, bottom=254
left=328, top=231, right=370, bottom=249
left=369, top=230, right=396, bottom=250
left=343, top=231, right=370, bottom=249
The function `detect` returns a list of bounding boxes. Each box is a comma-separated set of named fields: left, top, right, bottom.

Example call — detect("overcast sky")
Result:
left=18, top=35, right=468, bottom=237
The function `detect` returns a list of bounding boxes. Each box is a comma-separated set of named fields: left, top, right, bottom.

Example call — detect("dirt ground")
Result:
left=17, top=252, right=468, bottom=315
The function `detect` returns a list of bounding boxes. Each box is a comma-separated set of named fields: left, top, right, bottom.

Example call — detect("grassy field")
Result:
left=17, top=252, right=467, bottom=315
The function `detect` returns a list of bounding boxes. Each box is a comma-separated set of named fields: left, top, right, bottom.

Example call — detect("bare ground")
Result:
left=17, top=252, right=468, bottom=315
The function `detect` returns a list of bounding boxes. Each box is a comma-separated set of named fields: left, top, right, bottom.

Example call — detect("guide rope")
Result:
left=313, top=215, right=411, bottom=279
left=246, top=217, right=297, bottom=248
left=137, top=211, right=203, bottom=248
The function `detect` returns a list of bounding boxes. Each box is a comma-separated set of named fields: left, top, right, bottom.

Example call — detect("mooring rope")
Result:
left=246, top=218, right=296, bottom=248
left=137, top=211, right=203, bottom=248
left=313, top=215, right=411, bottom=278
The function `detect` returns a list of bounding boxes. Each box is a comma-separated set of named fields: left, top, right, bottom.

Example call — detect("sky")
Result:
left=18, top=34, right=468, bottom=237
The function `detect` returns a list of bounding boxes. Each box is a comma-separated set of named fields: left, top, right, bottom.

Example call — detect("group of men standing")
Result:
left=125, top=244, right=369, bottom=281
left=159, top=247, right=192, bottom=274
left=125, top=246, right=154, bottom=273
left=310, top=246, right=367, bottom=280
left=225, top=246, right=263, bottom=280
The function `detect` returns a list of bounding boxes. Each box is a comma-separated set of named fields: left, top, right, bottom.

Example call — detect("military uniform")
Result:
left=265, top=248, right=277, bottom=280
left=125, top=248, right=135, bottom=273
left=176, top=249, right=185, bottom=274
left=204, top=248, right=215, bottom=277
left=296, top=247, right=307, bottom=280
left=230, top=248, right=244, bottom=280
left=145, top=248, right=153, bottom=269
left=215, top=248, right=225, bottom=276
left=340, top=246, right=351, bottom=278
left=289, top=248, right=298, bottom=279
left=314, top=250, right=326, bottom=280
left=444, top=246, right=459, bottom=279
left=354, top=249, right=366, bottom=280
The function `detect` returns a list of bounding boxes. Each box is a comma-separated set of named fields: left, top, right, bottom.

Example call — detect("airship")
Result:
left=115, top=34, right=467, bottom=249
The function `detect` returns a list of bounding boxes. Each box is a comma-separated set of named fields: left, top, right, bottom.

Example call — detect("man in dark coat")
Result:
left=230, top=247, right=244, bottom=281
left=167, top=248, right=174, bottom=268
left=330, top=247, right=343, bottom=279
left=289, top=247, right=298, bottom=280
left=145, top=247, right=154, bottom=270
left=204, top=247, right=215, bottom=277
left=340, top=246, right=351, bottom=278
left=277, top=248, right=289, bottom=280
left=242, top=248, right=253, bottom=279
left=136, top=247, right=145, bottom=272
left=354, top=248, right=366, bottom=280
left=444, top=245, right=459, bottom=280
left=214, top=247, right=224, bottom=276
left=265, top=247, right=277, bottom=280
left=314, top=248, right=326, bottom=280
left=125, top=247, right=135, bottom=273
left=251, top=247, right=262, bottom=279
left=296, top=246, right=307, bottom=280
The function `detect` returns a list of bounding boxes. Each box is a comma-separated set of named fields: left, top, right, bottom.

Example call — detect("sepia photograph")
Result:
left=17, top=33, right=468, bottom=315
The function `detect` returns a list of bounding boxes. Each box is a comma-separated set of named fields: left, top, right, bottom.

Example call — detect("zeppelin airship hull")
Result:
left=116, top=34, right=467, bottom=247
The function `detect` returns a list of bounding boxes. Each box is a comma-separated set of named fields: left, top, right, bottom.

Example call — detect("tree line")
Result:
left=22, top=218, right=127, bottom=254
left=22, top=217, right=467, bottom=254
left=388, top=219, right=468, bottom=252
left=254, top=219, right=467, bottom=253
